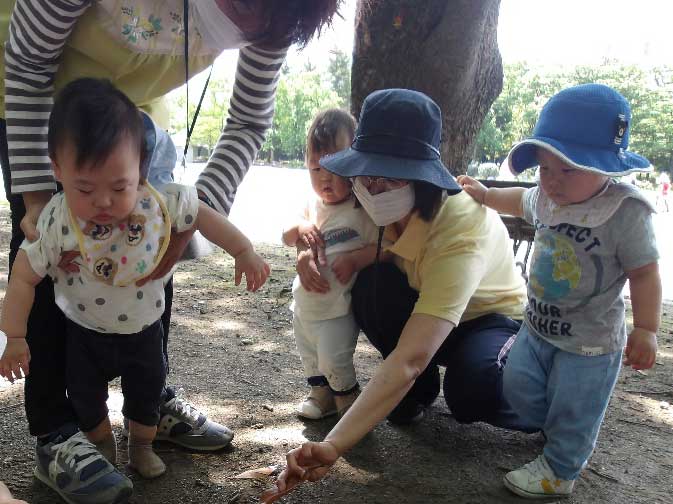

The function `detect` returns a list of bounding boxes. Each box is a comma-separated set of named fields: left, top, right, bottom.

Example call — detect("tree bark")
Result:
left=351, top=0, right=502, bottom=175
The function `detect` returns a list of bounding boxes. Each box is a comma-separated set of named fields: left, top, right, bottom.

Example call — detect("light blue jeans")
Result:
left=503, top=324, right=622, bottom=480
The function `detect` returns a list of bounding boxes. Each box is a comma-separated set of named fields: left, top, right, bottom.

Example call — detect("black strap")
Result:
left=182, top=0, right=213, bottom=166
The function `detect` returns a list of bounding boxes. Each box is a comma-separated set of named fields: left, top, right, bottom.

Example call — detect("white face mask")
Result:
left=193, top=0, right=247, bottom=51
left=353, top=178, right=415, bottom=226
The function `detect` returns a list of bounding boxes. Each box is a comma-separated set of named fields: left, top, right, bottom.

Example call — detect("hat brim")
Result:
left=508, top=137, right=652, bottom=176
left=320, top=148, right=461, bottom=193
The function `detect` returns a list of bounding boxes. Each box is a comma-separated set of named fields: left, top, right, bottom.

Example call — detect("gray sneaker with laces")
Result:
left=156, top=387, right=234, bottom=451
left=34, top=425, right=133, bottom=504
left=122, top=387, right=234, bottom=451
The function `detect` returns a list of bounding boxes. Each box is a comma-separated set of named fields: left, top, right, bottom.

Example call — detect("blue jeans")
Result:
left=351, top=262, right=536, bottom=432
left=503, top=324, right=622, bottom=480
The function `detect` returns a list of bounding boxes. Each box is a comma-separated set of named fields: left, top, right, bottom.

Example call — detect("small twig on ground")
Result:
left=587, top=466, right=621, bottom=483
left=618, top=418, right=672, bottom=433
left=623, top=389, right=672, bottom=396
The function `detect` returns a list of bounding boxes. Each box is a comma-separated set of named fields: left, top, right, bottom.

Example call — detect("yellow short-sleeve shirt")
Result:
left=386, top=191, right=526, bottom=325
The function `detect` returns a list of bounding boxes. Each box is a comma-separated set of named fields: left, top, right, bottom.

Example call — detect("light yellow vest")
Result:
left=0, top=0, right=215, bottom=127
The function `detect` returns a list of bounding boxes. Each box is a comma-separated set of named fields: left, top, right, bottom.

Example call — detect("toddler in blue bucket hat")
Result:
left=458, top=83, right=662, bottom=499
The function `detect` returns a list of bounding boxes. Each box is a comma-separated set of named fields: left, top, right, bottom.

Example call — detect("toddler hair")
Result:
left=306, top=108, right=356, bottom=159
left=48, top=77, right=146, bottom=171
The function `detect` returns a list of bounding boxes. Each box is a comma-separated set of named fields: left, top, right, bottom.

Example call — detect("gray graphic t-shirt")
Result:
left=522, top=185, right=658, bottom=356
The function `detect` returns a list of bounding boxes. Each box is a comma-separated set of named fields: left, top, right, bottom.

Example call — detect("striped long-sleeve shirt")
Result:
left=3, top=0, right=286, bottom=215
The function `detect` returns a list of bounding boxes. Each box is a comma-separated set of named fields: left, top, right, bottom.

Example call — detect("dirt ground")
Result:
left=0, top=205, right=672, bottom=504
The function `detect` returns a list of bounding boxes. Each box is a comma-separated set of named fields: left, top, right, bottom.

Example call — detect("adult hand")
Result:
left=58, top=250, right=81, bottom=274
left=623, top=327, right=657, bottom=370
left=0, top=480, right=29, bottom=504
left=21, top=191, right=52, bottom=242
left=331, top=254, right=357, bottom=285
left=0, top=338, right=30, bottom=383
left=296, top=249, right=329, bottom=293
left=275, top=441, right=340, bottom=492
left=136, top=226, right=197, bottom=286
left=456, top=175, right=488, bottom=205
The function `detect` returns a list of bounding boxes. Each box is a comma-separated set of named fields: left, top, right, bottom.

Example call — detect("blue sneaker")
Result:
left=156, top=387, right=234, bottom=451
left=34, top=425, right=133, bottom=504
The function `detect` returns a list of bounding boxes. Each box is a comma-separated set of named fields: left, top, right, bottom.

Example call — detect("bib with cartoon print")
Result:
left=70, top=183, right=171, bottom=287
left=535, top=180, right=655, bottom=228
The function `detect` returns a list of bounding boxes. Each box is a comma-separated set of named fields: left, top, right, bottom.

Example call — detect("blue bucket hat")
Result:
left=320, top=88, right=461, bottom=193
left=508, top=83, right=651, bottom=176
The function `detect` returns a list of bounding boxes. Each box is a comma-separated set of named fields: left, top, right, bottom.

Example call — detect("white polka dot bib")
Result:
left=70, top=183, right=171, bottom=287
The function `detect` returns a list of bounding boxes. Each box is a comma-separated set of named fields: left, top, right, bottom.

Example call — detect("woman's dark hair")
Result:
left=48, top=78, right=146, bottom=171
left=251, top=0, right=342, bottom=48
left=412, top=181, right=445, bottom=222
left=306, top=108, right=356, bottom=159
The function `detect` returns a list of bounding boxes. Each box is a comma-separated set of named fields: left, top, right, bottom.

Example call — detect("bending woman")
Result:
left=279, top=88, right=534, bottom=491
left=1, top=1, right=339, bottom=503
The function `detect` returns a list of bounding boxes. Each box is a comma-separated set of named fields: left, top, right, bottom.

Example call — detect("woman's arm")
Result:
left=277, top=313, right=454, bottom=487
left=5, top=0, right=92, bottom=242
left=326, top=313, right=453, bottom=452
left=4, top=0, right=91, bottom=196
left=195, top=44, right=288, bottom=215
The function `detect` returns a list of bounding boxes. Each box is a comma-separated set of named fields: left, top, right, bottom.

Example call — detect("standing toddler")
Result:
left=283, top=109, right=381, bottom=419
left=0, top=79, right=270, bottom=483
left=459, top=83, right=661, bottom=499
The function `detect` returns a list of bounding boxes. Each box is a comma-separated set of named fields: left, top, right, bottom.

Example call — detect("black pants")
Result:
left=0, top=119, right=173, bottom=436
left=352, top=262, right=534, bottom=431
left=66, top=320, right=167, bottom=431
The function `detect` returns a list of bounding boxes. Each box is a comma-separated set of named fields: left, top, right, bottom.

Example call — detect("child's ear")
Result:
left=51, top=158, right=62, bottom=182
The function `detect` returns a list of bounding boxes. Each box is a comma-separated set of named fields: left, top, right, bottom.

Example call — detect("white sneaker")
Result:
left=504, top=454, right=575, bottom=499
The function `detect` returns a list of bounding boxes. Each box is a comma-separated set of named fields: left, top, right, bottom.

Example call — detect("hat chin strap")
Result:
left=372, top=226, right=385, bottom=334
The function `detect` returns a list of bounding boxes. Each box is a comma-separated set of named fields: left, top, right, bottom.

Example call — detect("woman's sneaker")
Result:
left=156, top=388, right=234, bottom=451
left=34, top=425, right=133, bottom=504
left=503, top=454, right=575, bottom=499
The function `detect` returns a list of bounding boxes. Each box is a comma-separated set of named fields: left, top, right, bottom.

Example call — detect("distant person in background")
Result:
left=0, top=1, right=339, bottom=503
left=657, top=174, right=670, bottom=212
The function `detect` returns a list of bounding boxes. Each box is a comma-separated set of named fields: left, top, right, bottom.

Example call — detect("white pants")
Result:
left=292, top=312, right=359, bottom=392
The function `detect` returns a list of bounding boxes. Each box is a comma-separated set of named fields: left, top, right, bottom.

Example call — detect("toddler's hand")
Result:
left=456, top=175, right=488, bottom=204
left=624, top=327, right=657, bottom=370
left=297, top=223, right=324, bottom=253
left=331, top=254, right=357, bottom=285
left=0, top=338, right=30, bottom=383
left=234, top=248, right=271, bottom=292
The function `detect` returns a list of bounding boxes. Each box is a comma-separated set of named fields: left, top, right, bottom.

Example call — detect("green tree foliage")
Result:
left=260, top=71, right=341, bottom=162
left=168, top=67, right=343, bottom=164
left=474, top=63, right=673, bottom=175
left=327, top=48, right=352, bottom=108
left=167, top=76, right=232, bottom=150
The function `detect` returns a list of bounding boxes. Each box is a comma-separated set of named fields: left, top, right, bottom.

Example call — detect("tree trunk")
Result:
left=351, top=0, right=502, bottom=175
